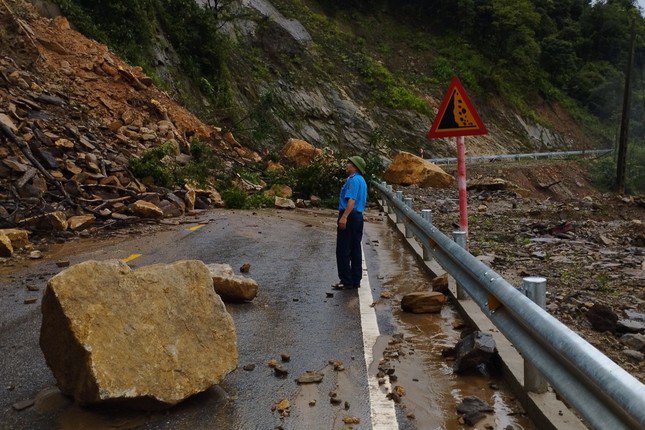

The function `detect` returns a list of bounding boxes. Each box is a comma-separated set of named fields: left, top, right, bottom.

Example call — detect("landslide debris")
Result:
left=40, top=259, right=237, bottom=408
left=0, top=0, right=258, bottom=245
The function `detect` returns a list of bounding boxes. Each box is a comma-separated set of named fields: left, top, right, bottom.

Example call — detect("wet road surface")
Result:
left=0, top=208, right=533, bottom=429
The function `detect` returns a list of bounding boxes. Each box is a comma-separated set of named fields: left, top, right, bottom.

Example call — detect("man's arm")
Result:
left=338, top=198, right=355, bottom=230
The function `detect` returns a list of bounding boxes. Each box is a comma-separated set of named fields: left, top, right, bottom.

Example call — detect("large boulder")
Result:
left=281, top=138, right=323, bottom=167
left=207, top=263, right=258, bottom=302
left=401, top=291, right=446, bottom=314
left=383, top=152, right=453, bottom=188
left=40, top=260, right=238, bottom=408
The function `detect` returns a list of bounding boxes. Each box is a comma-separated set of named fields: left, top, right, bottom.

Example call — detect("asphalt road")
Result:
left=0, top=208, right=532, bottom=430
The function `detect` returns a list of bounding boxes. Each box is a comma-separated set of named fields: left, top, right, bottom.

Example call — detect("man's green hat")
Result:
left=348, top=155, right=366, bottom=174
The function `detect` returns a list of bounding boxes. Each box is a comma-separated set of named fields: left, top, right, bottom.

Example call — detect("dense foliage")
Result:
left=316, top=0, right=645, bottom=136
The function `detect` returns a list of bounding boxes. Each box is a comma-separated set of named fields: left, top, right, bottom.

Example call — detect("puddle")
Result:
left=367, top=220, right=533, bottom=429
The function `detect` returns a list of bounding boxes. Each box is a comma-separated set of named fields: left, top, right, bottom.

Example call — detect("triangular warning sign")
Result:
left=427, top=76, right=487, bottom=139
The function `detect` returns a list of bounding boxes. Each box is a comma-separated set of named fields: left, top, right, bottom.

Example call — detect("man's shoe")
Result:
left=331, top=283, right=355, bottom=290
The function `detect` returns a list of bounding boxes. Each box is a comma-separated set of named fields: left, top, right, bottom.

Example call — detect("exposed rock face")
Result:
left=130, top=200, right=164, bottom=219
left=207, top=263, right=259, bottom=302
left=40, top=260, right=238, bottom=408
left=401, top=291, right=446, bottom=314
left=383, top=152, right=453, bottom=188
left=281, top=138, right=322, bottom=166
left=274, top=197, right=296, bottom=209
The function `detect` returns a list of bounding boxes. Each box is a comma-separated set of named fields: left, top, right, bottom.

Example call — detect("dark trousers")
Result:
left=336, top=211, right=364, bottom=286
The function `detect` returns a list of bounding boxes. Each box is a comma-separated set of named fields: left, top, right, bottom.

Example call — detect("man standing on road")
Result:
left=332, top=156, right=368, bottom=290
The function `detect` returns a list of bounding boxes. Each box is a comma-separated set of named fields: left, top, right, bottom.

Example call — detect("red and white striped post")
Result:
left=456, top=136, right=468, bottom=246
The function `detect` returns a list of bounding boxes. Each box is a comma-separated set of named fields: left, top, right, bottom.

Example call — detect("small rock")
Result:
left=326, top=292, right=334, bottom=298
left=380, top=291, right=394, bottom=299
left=457, top=396, right=493, bottom=426
left=29, top=250, right=43, bottom=259
left=130, top=200, right=164, bottom=219
left=267, top=359, right=278, bottom=368
left=275, top=399, right=290, bottom=417
left=240, top=263, right=251, bottom=273
left=0, top=233, right=12, bottom=257
left=26, top=285, right=39, bottom=292
left=24, top=298, right=37, bottom=304
left=242, top=364, right=256, bottom=371
left=452, top=331, right=497, bottom=373
left=67, top=215, right=95, bottom=231
left=296, top=371, right=324, bottom=384
left=309, top=400, right=316, bottom=406
left=280, top=353, right=291, bottom=362
left=617, top=319, right=645, bottom=334
left=623, top=350, right=644, bottom=362
left=401, top=291, right=446, bottom=314
left=12, top=399, right=34, bottom=411
left=620, top=333, right=645, bottom=352
left=344, top=401, right=350, bottom=410
left=56, top=260, right=70, bottom=268
left=274, top=365, right=289, bottom=377
left=342, top=416, right=360, bottom=425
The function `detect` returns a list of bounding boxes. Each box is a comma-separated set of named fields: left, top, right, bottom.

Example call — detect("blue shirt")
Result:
left=339, top=173, right=367, bottom=212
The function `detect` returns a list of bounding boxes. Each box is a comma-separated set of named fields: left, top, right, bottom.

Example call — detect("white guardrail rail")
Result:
left=373, top=180, right=645, bottom=430
left=428, top=149, right=612, bottom=164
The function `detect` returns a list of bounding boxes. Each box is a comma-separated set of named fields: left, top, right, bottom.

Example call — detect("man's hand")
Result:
left=338, top=216, right=348, bottom=230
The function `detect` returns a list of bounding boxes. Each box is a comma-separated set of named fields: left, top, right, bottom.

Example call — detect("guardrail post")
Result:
left=380, top=181, right=388, bottom=213
left=522, top=277, right=548, bottom=393
left=421, top=209, right=433, bottom=261
left=394, top=191, right=403, bottom=223
left=403, top=198, right=413, bottom=238
left=452, top=231, right=469, bottom=300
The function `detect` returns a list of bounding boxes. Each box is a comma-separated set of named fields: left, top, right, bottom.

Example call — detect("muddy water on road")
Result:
left=367, top=220, right=533, bottom=430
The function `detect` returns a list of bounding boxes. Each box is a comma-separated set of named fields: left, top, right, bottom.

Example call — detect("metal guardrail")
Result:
left=428, top=149, right=612, bottom=164
left=373, top=180, right=645, bottom=430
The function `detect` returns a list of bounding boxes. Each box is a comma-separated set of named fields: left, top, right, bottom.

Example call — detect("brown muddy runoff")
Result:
left=366, top=219, right=533, bottom=430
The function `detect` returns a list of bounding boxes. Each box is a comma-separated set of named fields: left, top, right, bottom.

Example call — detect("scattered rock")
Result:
left=0, top=233, right=12, bottom=257
left=401, top=291, right=446, bottom=314
left=24, top=298, right=37, bottom=304
left=12, top=399, right=34, bottom=411
left=67, top=215, right=95, bottom=231
left=130, top=200, right=164, bottom=219
left=0, top=229, right=30, bottom=249
left=451, top=331, right=497, bottom=373
left=240, top=263, right=251, bottom=273
left=29, top=250, right=43, bottom=259
left=40, top=260, right=238, bottom=407
left=296, top=371, right=324, bottom=384
left=281, top=138, right=323, bottom=167
left=242, top=363, right=256, bottom=371
left=342, top=416, right=360, bottom=425
left=623, top=350, right=643, bottom=362
left=620, top=333, right=645, bottom=352
left=274, top=365, right=289, bottom=377
left=267, top=359, right=278, bottom=368
left=56, top=260, right=70, bottom=268
left=430, top=274, right=449, bottom=293
left=457, top=396, right=494, bottom=426
left=207, top=263, right=259, bottom=302
left=274, top=197, right=296, bottom=210
left=586, top=303, right=618, bottom=332
left=383, top=152, right=453, bottom=188
left=280, top=353, right=291, bottom=362
left=274, top=399, right=290, bottom=417
left=617, top=319, right=645, bottom=334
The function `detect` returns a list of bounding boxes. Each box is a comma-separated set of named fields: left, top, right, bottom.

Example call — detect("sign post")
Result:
left=427, top=76, right=487, bottom=244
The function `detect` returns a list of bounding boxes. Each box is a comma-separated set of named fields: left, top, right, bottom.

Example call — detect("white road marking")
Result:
left=358, top=245, right=400, bottom=430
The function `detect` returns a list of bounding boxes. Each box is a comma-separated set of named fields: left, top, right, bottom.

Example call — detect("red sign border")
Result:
left=427, top=76, right=487, bottom=139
